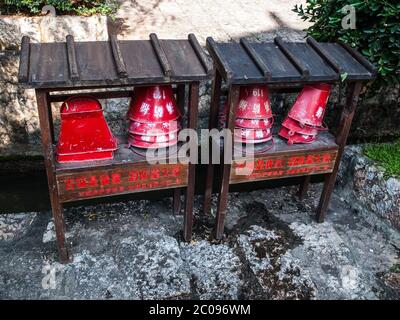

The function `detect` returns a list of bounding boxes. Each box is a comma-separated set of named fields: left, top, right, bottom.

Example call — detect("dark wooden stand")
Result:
left=204, top=36, right=376, bottom=239
left=19, top=34, right=211, bottom=263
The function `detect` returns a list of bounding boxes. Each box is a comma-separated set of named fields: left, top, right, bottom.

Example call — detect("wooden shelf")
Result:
left=233, top=131, right=338, bottom=159
left=20, top=33, right=209, bottom=261
left=204, top=36, right=370, bottom=238
left=54, top=136, right=189, bottom=203
left=19, top=34, right=212, bottom=90
left=55, top=135, right=183, bottom=173
left=228, top=131, right=338, bottom=184
left=206, top=36, right=376, bottom=85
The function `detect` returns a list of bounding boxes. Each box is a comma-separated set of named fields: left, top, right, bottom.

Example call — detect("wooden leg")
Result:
left=298, top=176, right=311, bottom=199
left=203, top=159, right=214, bottom=215
left=48, top=103, right=55, bottom=142
left=177, top=84, right=186, bottom=118
left=36, top=90, right=70, bottom=263
left=215, top=164, right=232, bottom=239
left=215, top=85, right=240, bottom=240
left=316, top=82, right=363, bottom=222
left=316, top=173, right=335, bottom=222
left=173, top=188, right=182, bottom=215
left=204, top=69, right=222, bottom=215
left=50, top=199, right=69, bottom=262
left=183, top=83, right=199, bottom=241
left=173, top=84, right=185, bottom=216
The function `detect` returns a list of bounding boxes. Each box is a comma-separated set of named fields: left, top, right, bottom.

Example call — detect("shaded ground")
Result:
left=1, top=184, right=399, bottom=299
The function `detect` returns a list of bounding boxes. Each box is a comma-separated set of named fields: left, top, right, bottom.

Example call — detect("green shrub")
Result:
left=364, top=139, right=400, bottom=177
left=0, top=0, right=118, bottom=16
left=293, top=1, right=400, bottom=87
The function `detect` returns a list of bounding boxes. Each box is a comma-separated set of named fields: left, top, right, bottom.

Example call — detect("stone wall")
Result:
left=337, top=145, right=400, bottom=230
left=0, top=15, right=399, bottom=160
left=0, top=15, right=108, bottom=157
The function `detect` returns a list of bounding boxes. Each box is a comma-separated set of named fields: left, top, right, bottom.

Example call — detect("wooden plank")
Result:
left=55, top=135, right=187, bottom=173
left=23, top=36, right=209, bottom=90
left=150, top=33, right=173, bottom=77
left=284, top=42, right=339, bottom=81
left=49, top=86, right=177, bottom=103
left=56, top=162, right=189, bottom=203
left=274, top=37, right=310, bottom=78
left=36, top=90, right=70, bottom=263
left=173, top=188, right=182, bottom=215
left=188, top=33, right=212, bottom=75
left=206, top=37, right=236, bottom=82
left=161, top=39, right=205, bottom=80
left=215, top=84, right=240, bottom=240
left=119, top=40, right=166, bottom=82
left=29, top=43, right=67, bottom=85
left=316, top=82, right=363, bottom=222
left=110, top=35, right=128, bottom=78
left=75, top=41, right=118, bottom=82
left=230, top=149, right=338, bottom=184
left=340, top=43, right=377, bottom=76
left=298, top=175, right=311, bottom=199
left=204, top=68, right=222, bottom=215
left=49, top=89, right=133, bottom=103
left=231, top=131, right=338, bottom=160
left=66, top=35, right=80, bottom=80
left=220, top=43, right=264, bottom=82
left=183, top=82, right=199, bottom=241
left=18, top=36, right=30, bottom=83
left=21, top=37, right=375, bottom=89
left=250, top=43, right=301, bottom=81
left=306, top=37, right=343, bottom=74
left=240, top=38, right=272, bottom=80
left=174, top=83, right=186, bottom=216
left=320, top=43, right=375, bottom=80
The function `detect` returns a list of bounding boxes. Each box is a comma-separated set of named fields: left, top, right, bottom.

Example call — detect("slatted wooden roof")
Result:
left=206, top=36, right=377, bottom=85
left=18, top=34, right=212, bottom=89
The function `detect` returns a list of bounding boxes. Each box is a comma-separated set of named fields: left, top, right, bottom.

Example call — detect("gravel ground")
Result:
left=1, top=184, right=399, bottom=300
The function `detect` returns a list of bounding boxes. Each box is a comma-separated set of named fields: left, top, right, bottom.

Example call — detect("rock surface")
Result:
left=1, top=184, right=399, bottom=299
left=338, top=145, right=400, bottom=230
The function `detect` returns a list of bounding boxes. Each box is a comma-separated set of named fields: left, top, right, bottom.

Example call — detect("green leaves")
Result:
left=293, top=0, right=400, bottom=89
left=340, top=72, right=348, bottom=82
left=0, top=0, right=118, bottom=16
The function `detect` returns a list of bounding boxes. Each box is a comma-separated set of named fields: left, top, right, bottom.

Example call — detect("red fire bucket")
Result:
left=128, top=120, right=181, bottom=136
left=287, top=83, right=331, bottom=128
left=219, top=86, right=272, bottom=119
left=235, top=85, right=272, bottom=119
left=56, top=96, right=117, bottom=163
left=234, top=128, right=272, bottom=140
left=128, top=132, right=177, bottom=143
left=234, top=135, right=273, bottom=144
left=235, top=117, right=274, bottom=130
left=127, top=85, right=181, bottom=123
left=128, top=136, right=178, bottom=149
left=281, top=117, right=318, bottom=136
left=234, top=127, right=273, bottom=144
left=278, top=127, right=316, bottom=145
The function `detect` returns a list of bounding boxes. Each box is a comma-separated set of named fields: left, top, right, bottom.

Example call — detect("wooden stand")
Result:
left=204, top=36, right=376, bottom=239
left=19, top=34, right=211, bottom=263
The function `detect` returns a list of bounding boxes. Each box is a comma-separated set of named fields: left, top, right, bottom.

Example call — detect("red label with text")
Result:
left=230, top=151, right=337, bottom=183
left=57, top=163, right=188, bottom=202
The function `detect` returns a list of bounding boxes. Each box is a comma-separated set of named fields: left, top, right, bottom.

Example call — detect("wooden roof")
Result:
left=18, top=34, right=212, bottom=89
left=206, top=36, right=377, bottom=85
